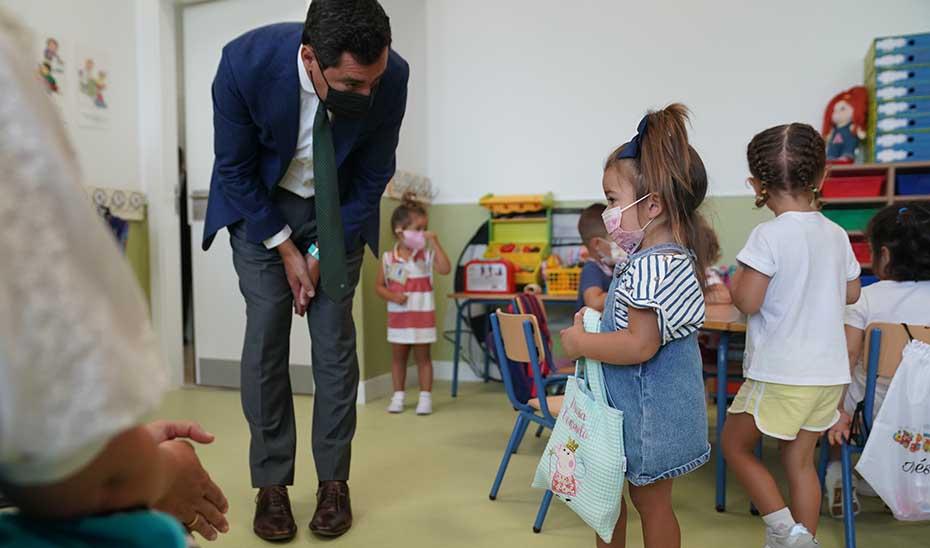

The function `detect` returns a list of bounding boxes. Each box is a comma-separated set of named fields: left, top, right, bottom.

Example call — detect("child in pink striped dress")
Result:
left=376, top=195, right=451, bottom=415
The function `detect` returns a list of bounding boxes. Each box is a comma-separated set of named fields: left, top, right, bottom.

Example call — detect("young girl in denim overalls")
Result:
left=561, top=104, right=711, bottom=548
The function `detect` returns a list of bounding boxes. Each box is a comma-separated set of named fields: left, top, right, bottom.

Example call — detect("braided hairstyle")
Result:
left=605, top=103, right=710, bottom=284
left=867, top=202, right=930, bottom=281
left=746, top=123, right=826, bottom=208
left=390, top=192, right=427, bottom=234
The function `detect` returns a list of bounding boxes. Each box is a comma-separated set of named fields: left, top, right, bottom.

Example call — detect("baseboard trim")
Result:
left=357, top=360, right=486, bottom=404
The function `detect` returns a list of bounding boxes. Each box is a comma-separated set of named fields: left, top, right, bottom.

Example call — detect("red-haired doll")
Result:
left=823, top=86, right=868, bottom=162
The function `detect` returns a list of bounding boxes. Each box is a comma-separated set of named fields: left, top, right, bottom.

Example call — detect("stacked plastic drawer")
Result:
left=865, top=32, right=930, bottom=163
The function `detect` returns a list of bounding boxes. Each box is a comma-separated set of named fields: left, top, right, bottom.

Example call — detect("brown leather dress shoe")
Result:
left=309, top=481, right=353, bottom=537
left=253, top=485, right=297, bottom=541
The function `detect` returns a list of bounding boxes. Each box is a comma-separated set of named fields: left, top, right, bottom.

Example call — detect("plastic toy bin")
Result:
left=851, top=241, right=872, bottom=264
left=545, top=267, right=582, bottom=296
left=821, top=176, right=885, bottom=198
left=896, top=173, right=930, bottom=195
left=823, top=208, right=880, bottom=231
left=485, top=242, right=547, bottom=286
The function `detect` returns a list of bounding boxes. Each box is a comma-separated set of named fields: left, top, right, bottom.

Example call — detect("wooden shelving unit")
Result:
left=822, top=160, right=930, bottom=278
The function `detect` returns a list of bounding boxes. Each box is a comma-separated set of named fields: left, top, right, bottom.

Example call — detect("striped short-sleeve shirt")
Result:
left=612, top=252, right=705, bottom=344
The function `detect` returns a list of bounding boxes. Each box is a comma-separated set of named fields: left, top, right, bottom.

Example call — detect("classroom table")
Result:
left=701, top=304, right=747, bottom=513
left=447, top=292, right=577, bottom=397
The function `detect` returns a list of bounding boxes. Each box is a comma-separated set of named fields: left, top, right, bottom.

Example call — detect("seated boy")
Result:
left=576, top=204, right=614, bottom=312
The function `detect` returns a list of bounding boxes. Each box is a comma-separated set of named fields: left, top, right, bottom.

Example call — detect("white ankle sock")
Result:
left=392, top=391, right=405, bottom=400
left=419, top=391, right=431, bottom=399
left=762, top=507, right=795, bottom=531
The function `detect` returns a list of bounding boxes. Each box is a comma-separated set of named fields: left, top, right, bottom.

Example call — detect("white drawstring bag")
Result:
left=857, top=340, right=930, bottom=521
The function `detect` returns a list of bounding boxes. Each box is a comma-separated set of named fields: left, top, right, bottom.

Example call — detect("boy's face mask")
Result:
left=591, top=238, right=627, bottom=268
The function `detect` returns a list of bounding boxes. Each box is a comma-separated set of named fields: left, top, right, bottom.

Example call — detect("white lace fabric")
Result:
left=0, top=12, right=166, bottom=485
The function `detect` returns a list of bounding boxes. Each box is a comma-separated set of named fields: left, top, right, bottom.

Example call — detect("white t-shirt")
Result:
left=736, top=211, right=860, bottom=386
left=843, top=280, right=930, bottom=412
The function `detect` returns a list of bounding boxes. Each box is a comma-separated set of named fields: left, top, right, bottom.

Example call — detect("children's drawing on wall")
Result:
left=37, top=36, right=67, bottom=113
left=76, top=48, right=110, bottom=129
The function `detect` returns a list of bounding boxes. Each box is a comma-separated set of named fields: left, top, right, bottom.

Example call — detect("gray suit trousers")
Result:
left=229, top=188, right=363, bottom=487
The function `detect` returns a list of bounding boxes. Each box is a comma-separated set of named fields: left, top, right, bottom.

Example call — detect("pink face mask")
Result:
left=601, top=194, right=654, bottom=256
left=401, top=229, right=427, bottom=251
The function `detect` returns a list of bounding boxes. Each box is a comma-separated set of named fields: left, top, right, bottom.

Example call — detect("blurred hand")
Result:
left=559, top=308, right=586, bottom=360
left=828, top=410, right=853, bottom=446
left=391, top=292, right=408, bottom=305
left=146, top=420, right=215, bottom=445
left=154, top=440, right=229, bottom=541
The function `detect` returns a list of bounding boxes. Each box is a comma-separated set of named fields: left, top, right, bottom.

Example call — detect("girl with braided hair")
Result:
left=723, top=123, right=862, bottom=548
left=824, top=202, right=930, bottom=518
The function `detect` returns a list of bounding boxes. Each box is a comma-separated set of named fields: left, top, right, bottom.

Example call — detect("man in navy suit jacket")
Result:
left=202, top=1, right=407, bottom=540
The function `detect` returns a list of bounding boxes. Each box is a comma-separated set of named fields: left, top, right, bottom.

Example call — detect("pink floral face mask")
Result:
left=601, top=194, right=654, bottom=256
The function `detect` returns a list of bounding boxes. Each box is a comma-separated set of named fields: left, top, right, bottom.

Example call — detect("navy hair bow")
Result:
left=617, top=115, right=649, bottom=159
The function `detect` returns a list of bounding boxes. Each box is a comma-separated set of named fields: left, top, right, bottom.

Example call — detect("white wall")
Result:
left=424, top=0, right=930, bottom=203
left=1, top=0, right=141, bottom=191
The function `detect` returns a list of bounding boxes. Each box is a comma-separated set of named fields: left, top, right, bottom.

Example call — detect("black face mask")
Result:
left=318, top=63, right=374, bottom=120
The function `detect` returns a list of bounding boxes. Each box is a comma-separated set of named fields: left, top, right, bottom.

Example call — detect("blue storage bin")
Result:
left=861, top=275, right=879, bottom=288
left=876, top=82, right=930, bottom=102
left=875, top=33, right=930, bottom=54
left=876, top=67, right=930, bottom=86
left=875, top=131, right=930, bottom=150
left=875, top=48, right=930, bottom=70
left=876, top=97, right=930, bottom=118
left=897, top=173, right=930, bottom=195
left=876, top=114, right=930, bottom=133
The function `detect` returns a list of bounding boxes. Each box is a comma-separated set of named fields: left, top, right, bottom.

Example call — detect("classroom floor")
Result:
left=156, top=382, right=925, bottom=548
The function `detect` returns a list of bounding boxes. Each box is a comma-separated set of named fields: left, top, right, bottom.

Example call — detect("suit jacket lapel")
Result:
left=332, top=116, right=363, bottom=168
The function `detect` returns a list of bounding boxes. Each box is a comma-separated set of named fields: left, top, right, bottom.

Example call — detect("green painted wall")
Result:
left=357, top=195, right=772, bottom=379
left=126, top=219, right=151, bottom=303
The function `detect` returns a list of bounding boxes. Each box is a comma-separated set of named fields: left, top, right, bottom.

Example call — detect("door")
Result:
left=183, top=0, right=314, bottom=393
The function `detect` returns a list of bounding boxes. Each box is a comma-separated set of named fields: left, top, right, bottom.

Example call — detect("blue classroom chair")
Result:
left=488, top=311, right=567, bottom=534
left=816, top=323, right=930, bottom=548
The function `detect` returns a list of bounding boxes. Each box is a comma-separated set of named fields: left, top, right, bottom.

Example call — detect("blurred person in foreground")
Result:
left=0, top=10, right=227, bottom=547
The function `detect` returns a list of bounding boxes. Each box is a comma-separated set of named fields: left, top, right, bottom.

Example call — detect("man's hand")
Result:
left=155, top=440, right=229, bottom=541
left=828, top=410, right=853, bottom=446
left=559, top=308, right=586, bottom=360
left=304, top=253, right=321, bottom=303
left=390, top=292, right=408, bottom=305
left=277, top=240, right=313, bottom=316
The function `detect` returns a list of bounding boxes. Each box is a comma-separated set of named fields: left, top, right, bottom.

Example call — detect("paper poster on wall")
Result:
left=36, top=36, right=66, bottom=112
left=75, top=47, right=110, bottom=129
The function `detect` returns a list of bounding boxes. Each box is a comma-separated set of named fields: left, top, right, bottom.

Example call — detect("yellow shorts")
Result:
left=727, top=380, right=844, bottom=440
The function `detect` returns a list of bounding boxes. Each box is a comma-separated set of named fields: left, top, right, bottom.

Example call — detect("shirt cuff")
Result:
left=263, top=225, right=292, bottom=249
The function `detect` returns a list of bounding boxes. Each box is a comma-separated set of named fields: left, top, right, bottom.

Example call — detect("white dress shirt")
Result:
left=263, top=47, right=322, bottom=249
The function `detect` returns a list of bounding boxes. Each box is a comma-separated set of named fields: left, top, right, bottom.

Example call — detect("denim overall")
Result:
left=601, top=243, right=711, bottom=486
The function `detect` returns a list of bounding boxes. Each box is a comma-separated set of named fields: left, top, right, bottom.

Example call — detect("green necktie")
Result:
left=312, top=101, right=349, bottom=300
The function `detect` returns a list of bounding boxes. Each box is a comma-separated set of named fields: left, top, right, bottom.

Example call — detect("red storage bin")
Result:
left=821, top=176, right=885, bottom=198
left=851, top=241, right=872, bottom=264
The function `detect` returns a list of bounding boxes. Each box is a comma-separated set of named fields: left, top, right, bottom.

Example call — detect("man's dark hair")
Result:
left=302, top=0, right=391, bottom=68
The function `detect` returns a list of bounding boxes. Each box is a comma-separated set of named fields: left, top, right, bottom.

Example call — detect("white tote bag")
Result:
left=857, top=340, right=930, bottom=521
